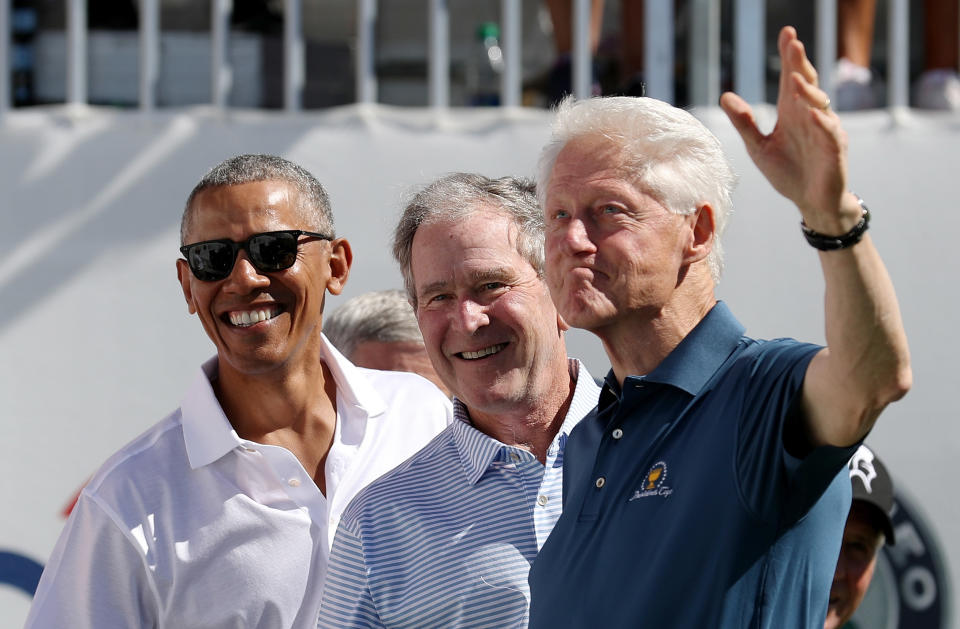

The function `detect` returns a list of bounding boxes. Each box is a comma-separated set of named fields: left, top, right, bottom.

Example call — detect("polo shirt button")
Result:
left=537, top=495, right=549, bottom=506
left=612, top=428, right=624, bottom=439
left=288, top=478, right=301, bottom=487
left=634, top=383, right=644, bottom=389
left=510, top=452, right=521, bottom=463
left=595, top=477, right=606, bottom=489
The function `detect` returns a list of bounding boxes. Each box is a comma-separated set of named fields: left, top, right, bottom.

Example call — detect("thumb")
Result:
left=720, top=91, right=764, bottom=155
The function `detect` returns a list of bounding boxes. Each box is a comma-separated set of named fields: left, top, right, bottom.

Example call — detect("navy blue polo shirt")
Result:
left=528, top=302, right=855, bottom=629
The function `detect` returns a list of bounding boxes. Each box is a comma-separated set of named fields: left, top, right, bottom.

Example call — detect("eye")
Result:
left=601, top=205, right=620, bottom=214
left=481, top=282, right=506, bottom=292
left=843, top=541, right=873, bottom=563
left=551, top=209, right=570, bottom=220
left=421, top=293, right=450, bottom=307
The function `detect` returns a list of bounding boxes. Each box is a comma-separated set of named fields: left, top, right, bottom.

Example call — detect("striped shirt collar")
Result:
left=451, top=358, right=599, bottom=485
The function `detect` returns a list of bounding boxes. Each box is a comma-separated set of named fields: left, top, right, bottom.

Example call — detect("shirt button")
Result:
left=595, top=477, right=606, bottom=489
left=537, top=495, right=549, bottom=506
left=612, top=428, right=624, bottom=440
left=243, top=447, right=257, bottom=453
left=510, top=452, right=521, bottom=463
left=287, top=478, right=301, bottom=487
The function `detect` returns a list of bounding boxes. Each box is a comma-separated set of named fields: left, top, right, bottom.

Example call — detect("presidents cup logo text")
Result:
left=629, top=461, right=673, bottom=500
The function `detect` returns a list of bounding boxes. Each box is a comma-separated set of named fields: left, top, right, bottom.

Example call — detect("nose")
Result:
left=454, top=298, right=489, bottom=334
left=556, top=216, right=597, bottom=256
left=222, top=252, right=270, bottom=294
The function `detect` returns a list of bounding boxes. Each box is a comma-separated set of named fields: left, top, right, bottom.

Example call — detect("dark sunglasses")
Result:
left=180, top=229, right=333, bottom=281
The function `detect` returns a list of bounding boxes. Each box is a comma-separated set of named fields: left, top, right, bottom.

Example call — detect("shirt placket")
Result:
left=252, top=442, right=328, bottom=525
left=578, top=377, right=651, bottom=521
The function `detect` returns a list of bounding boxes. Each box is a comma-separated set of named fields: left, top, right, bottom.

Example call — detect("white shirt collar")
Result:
left=180, top=334, right=387, bottom=470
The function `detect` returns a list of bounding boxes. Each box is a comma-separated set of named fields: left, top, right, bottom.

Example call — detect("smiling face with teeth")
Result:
left=410, top=208, right=570, bottom=422
left=176, top=179, right=351, bottom=379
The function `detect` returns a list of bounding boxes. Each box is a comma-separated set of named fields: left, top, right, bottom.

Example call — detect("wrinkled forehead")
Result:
left=548, top=141, right=649, bottom=202
left=552, top=134, right=641, bottom=181
left=411, top=212, right=533, bottom=280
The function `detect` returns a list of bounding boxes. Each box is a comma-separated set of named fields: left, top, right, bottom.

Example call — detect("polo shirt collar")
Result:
left=180, top=357, right=241, bottom=470
left=319, top=334, right=388, bottom=419
left=605, top=301, right=745, bottom=399
left=450, top=403, right=505, bottom=485
left=451, top=358, right=597, bottom=485
left=180, top=335, right=387, bottom=470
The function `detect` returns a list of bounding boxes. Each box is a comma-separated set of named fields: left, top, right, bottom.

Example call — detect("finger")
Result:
left=778, top=26, right=819, bottom=92
left=777, top=27, right=796, bottom=98
left=720, top=91, right=765, bottom=152
left=777, top=25, right=797, bottom=55
left=788, top=38, right=819, bottom=87
left=791, top=72, right=832, bottom=112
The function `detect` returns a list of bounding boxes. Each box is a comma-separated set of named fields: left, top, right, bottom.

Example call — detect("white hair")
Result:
left=537, top=96, right=737, bottom=282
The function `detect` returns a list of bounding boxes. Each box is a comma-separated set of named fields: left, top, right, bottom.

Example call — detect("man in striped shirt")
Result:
left=318, top=173, right=601, bottom=628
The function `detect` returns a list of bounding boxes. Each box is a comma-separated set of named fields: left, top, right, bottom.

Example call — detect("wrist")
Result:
left=800, top=194, right=870, bottom=251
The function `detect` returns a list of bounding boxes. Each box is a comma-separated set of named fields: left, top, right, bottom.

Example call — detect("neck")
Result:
left=599, top=277, right=716, bottom=386
left=214, top=354, right=338, bottom=493
left=468, top=360, right=577, bottom=464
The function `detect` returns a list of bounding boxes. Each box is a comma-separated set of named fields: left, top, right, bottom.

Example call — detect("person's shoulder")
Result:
left=357, top=368, right=452, bottom=411
left=726, top=336, right=822, bottom=369
left=341, top=426, right=458, bottom=522
left=357, top=367, right=444, bottom=393
left=83, top=409, right=188, bottom=498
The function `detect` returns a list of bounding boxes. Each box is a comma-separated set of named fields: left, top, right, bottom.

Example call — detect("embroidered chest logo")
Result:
left=629, top=461, right=673, bottom=501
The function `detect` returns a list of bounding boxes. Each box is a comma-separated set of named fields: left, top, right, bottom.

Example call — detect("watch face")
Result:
left=849, top=491, right=950, bottom=629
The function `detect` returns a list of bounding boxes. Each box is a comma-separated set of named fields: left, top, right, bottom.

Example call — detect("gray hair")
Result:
left=538, top=96, right=737, bottom=282
left=392, top=173, right=543, bottom=305
left=180, top=154, right=334, bottom=245
left=324, top=289, right=423, bottom=359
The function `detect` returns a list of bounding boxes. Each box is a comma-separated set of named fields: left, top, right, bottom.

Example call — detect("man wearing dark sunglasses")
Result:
left=25, top=154, right=452, bottom=629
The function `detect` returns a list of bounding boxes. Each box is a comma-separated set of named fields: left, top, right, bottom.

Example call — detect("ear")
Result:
left=683, top=203, right=715, bottom=265
left=176, top=259, right=198, bottom=315
left=325, top=238, right=353, bottom=296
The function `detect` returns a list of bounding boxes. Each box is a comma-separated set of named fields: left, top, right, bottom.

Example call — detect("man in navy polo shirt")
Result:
left=527, top=26, right=911, bottom=629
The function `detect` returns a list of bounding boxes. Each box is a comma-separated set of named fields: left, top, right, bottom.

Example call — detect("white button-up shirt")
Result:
left=25, top=337, right=452, bottom=629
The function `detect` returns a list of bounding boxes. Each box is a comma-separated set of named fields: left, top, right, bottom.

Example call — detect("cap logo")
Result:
left=849, top=445, right=878, bottom=493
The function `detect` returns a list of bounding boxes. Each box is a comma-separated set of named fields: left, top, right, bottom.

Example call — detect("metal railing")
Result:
left=0, top=0, right=929, bottom=119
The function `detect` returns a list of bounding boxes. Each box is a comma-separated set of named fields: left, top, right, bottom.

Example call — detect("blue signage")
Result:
left=0, top=550, right=43, bottom=597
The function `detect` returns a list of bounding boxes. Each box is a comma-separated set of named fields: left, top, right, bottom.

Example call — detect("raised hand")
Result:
left=720, top=26, right=862, bottom=234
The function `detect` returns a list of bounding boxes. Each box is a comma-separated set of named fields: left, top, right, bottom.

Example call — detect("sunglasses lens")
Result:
left=249, top=232, right=299, bottom=271
left=183, top=231, right=308, bottom=281
left=187, top=242, right=235, bottom=281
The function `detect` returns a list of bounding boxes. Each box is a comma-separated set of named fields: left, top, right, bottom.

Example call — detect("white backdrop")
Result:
left=1, top=104, right=956, bottom=627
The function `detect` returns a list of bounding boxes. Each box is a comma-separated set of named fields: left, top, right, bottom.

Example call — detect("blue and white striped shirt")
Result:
left=318, top=360, right=600, bottom=629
